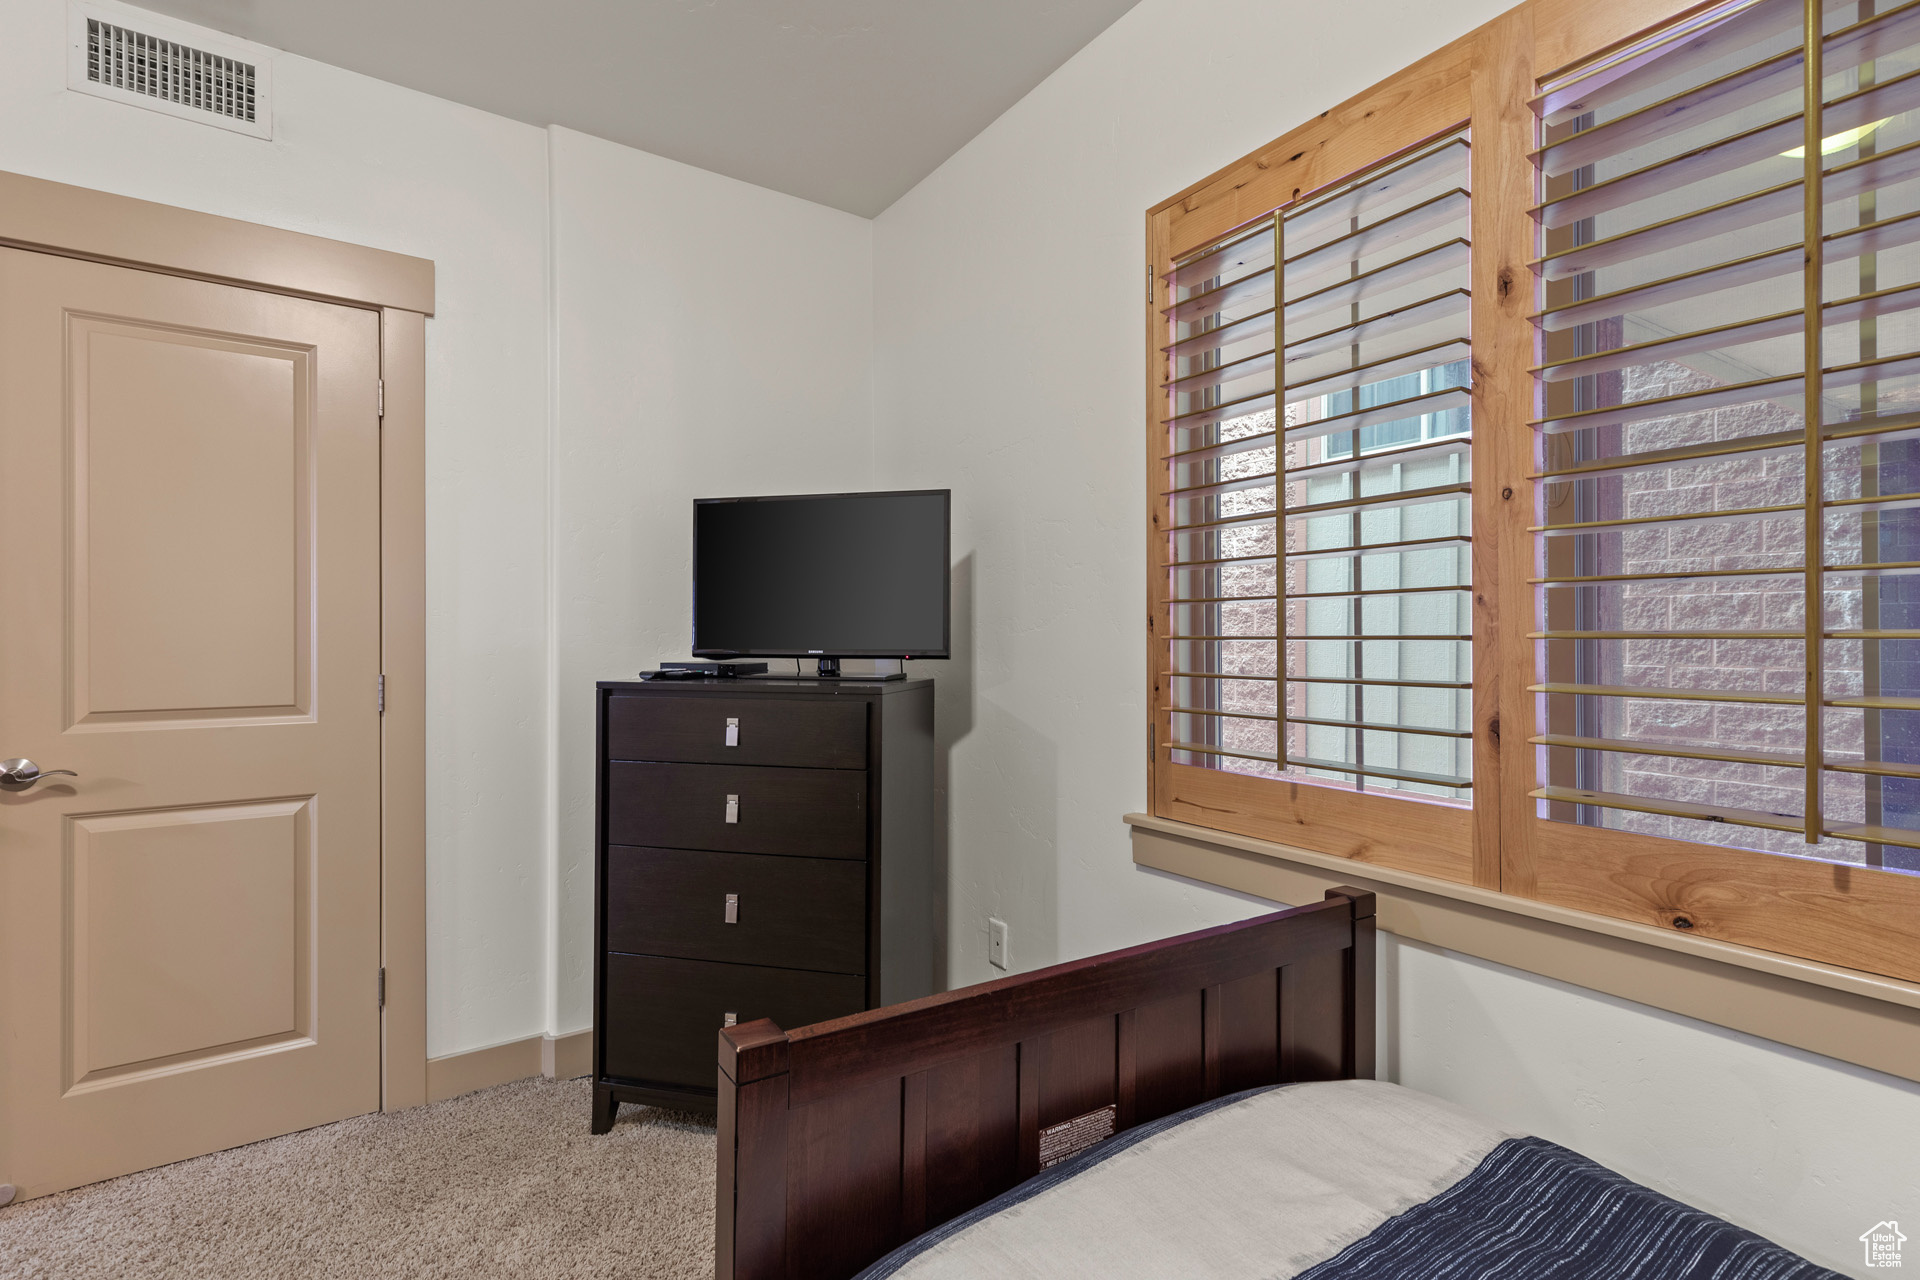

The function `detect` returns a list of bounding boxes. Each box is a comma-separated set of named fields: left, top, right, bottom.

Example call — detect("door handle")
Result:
left=723, top=1011, right=738, bottom=1028
left=724, top=717, right=739, bottom=747
left=725, top=794, right=739, bottom=824
left=724, top=893, right=738, bottom=924
left=0, top=758, right=77, bottom=789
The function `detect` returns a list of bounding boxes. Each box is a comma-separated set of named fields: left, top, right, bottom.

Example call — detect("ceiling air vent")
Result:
left=67, top=3, right=272, bottom=138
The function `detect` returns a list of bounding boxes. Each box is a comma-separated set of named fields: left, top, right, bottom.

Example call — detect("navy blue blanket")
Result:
left=1295, top=1136, right=1840, bottom=1280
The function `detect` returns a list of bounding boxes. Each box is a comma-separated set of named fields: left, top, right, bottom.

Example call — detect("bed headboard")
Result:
left=716, top=888, right=1377, bottom=1280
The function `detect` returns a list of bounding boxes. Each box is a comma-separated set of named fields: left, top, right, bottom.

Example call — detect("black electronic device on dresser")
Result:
left=590, top=676, right=935, bottom=1128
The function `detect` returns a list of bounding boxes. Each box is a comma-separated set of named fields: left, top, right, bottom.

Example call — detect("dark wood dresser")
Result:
left=591, top=676, right=935, bottom=1126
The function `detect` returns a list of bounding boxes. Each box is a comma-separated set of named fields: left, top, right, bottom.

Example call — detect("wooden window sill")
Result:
left=1127, top=813, right=1920, bottom=1085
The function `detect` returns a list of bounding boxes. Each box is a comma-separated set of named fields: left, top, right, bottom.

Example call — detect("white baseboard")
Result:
left=541, top=1028, right=592, bottom=1081
left=425, top=1028, right=593, bottom=1103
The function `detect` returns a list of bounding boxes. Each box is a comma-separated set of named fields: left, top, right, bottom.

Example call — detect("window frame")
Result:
left=1144, top=0, right=1920, bottom=984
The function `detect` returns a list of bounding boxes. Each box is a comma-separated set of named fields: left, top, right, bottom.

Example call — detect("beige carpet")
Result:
left=0, top=1077, right=716, bottom=1280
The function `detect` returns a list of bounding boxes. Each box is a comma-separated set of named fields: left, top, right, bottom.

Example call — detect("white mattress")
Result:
left=871, top=1080, right=1517, bottom=1280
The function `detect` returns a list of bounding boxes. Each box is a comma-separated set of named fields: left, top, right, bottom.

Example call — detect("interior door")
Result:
left=0, top=245, right=383, bottom=1198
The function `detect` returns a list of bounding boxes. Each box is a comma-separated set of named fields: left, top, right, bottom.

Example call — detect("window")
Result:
left=1146, top=0, right=1920, bottom=980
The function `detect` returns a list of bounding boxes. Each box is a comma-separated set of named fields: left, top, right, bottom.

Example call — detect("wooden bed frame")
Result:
left=716, top=888, right=1377, bottom=1280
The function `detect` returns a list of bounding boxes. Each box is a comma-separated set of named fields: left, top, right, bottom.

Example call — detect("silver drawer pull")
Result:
left=724, top=893, right=739, bottom=924
left=723, top=1011, right=738, bottom=1028
left=725, top=794, right=739, bottom=824
left=725, top=717, right=739, bottom=747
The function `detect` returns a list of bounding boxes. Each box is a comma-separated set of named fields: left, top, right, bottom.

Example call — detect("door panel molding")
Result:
left=65, top=313, right=316, bottom=729
left=66, top=796, right=315, bottom=1092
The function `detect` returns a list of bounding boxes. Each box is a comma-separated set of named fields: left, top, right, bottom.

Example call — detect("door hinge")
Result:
left=377, top=967, right=387, bottom=1009
left=377, top=674, right=386, bottom=714
left=1146, top=263, right=1153, bottom=303
left=1148, top=723, right=1156, bottom=762
left=377, top=378, right=385, bottom=418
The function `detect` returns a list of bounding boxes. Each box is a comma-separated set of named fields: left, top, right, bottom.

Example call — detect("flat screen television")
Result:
left=692, top=489, right=951, bottom=666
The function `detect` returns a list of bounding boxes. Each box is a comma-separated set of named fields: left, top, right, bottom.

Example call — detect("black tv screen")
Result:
left=693, top=490, right=951, bottom=659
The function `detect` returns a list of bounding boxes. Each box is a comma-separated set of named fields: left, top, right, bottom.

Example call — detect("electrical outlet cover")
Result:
left=988, top=917, right=1009, bottom=970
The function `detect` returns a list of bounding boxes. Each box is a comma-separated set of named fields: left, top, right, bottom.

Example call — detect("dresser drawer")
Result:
left=605, top=761, right=866, bottom=858
left=606, top=694, right=866, bottom=769
left=602, top=953, right=865, bottom=1091
left=606, top=846, right=867, bottom=974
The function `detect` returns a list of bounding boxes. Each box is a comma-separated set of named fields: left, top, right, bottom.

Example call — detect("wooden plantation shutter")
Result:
left=1530, top=0, right=1920, bottom=869
left=1165, top=134, right=1474, bottom=794
left=1149, top=0, right=1920, bottom=981
left=1503, top=0, right=1920, bottom=981
left=1153, top=123, right=1482, bottom=881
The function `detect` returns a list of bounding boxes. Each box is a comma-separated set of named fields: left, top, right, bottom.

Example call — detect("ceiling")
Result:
left=127, top=0, right=1145, bottom=216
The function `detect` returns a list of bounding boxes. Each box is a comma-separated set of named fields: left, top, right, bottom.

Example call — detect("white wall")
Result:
left=1385, top=934, right=1920, bottom=1279
left=870, top=0, right=1920, bottom=1273
left=546, top=126, right=875, bottom=1033
left=871, top=0, right=1528, bottom=978
left=0, top=0, right=554, bottom=1058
